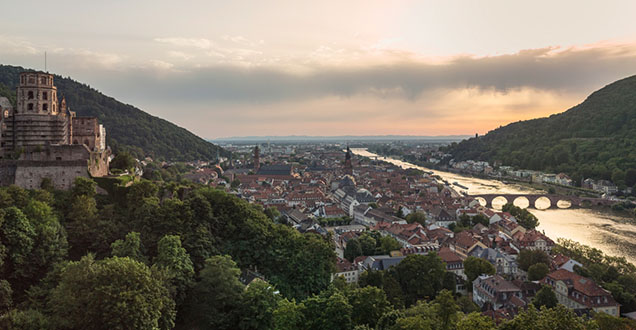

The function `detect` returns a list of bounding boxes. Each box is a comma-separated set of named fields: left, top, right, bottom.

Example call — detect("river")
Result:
left=351, top=148, right=636, bottom=265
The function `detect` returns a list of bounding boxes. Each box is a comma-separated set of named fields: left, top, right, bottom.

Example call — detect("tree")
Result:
left=392, top=316, right=432, bottom=330
left=344, top=239, right=363, bottom=262
left=153, top=235, right=194, bottom=305
left=502, top=203, right=539, bottom=229
left=471, top=214, right=490, bottom=227
left=40, top=178, right=54, bottom=191
left=181, top=255, right=244, bottom=330
left=238, top=280, right=281, bottom=330
left=518, top=249, right=550, bottom=271
left=0, top=280, right=12, bottom=312
left=456, top=295, right=480, bottom=314
left=405, top=212, right=427, bottom=225
left=433, top=289, right=459, bottom=330
left=594, top=310, right=636, bottom=330
left=457, top=312, right=495, bottom=330
left=382, top=272, right=405, bottom=308
left=358, top=234, right=377, bottom=256
left=0, top=309, right=51, bottom=330
left=347, top=286, right=392, bottom=328
left=19, top=200, right=68, bottom=288
left=499, top=304, right=591, bottom=330
left=110, top=152, right=136, bottom=172
left=533, top=285, right=558, bottom=309
left=264, top=207, right=281, bottom=222
left=71, top=177, right=96, bottom=199
left=111, top=231, right=147, bottom=263
left=303, top=292, right=352, bottom=330
left=273, top=298, right=305, bottom=330
left=49, top=255, right=174, bottom=330
left=464, top=256, right=496, bottom=283
left=65, top=194, right=98, bottom=259
left=0, top=207, right=36, bottom=283
left=378, top=236, right=401, bottom=254
left=528, top=263, right=550, bottom=281
left=394, top=253, right=446, bottom=306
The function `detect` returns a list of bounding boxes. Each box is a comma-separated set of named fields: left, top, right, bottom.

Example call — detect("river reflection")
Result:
left=352, top=148, right=636, bottom=264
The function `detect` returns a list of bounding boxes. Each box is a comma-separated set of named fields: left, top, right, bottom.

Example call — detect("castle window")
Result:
left=28, top=91, right=34, bottom=99
left=28, top=77, right=35, bottom=84
left=41, top=77, right=47, bottom=84
left=28, top=103, right=34, bottom=111
left=43, top=92, right=48, bottom=100
left=43, top=104, right=48, bottom=111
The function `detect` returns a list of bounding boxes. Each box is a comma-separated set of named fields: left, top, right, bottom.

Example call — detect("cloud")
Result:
left=101, top=43, right=636, bottom=106
left=0, top=35, right=38, bottom=55
left=3, top=35, right=636, bottom=137
left=154, top=37, right=212, bottom=49
left=167, top=51, right=193, bottom=61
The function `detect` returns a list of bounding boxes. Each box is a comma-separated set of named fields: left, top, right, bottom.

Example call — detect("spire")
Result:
left=344, top=145, right=353, bottom=174
left=254, top=145, right=260, bottom=171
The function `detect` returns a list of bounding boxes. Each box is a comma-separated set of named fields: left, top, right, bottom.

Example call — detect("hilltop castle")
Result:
left=0, top=71, right=110, bottom=189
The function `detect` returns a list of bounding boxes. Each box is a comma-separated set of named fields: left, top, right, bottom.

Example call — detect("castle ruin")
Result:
left=0, top=71, right=110, bottom=190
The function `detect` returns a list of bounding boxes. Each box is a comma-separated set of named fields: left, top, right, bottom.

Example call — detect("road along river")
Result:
left=352, top=148, right=636, bottom=265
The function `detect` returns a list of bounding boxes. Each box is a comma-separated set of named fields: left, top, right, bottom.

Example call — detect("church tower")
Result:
left=254, top=145, right=260, bottom=171
left=344, top=146, right=353, bottom=175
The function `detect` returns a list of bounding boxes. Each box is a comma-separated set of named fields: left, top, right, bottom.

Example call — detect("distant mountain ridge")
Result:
left=213, top=135, right=471, bottom=142
left=445, top=74, right=636, bottom=187
left=0, top=65, right=226, bottom=161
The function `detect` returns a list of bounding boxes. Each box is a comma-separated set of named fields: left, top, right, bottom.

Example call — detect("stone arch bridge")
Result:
left=468, top=194, right=616, bottom=210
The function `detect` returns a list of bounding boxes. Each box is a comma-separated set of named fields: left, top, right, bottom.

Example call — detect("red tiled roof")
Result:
left=437, top=247, right=463, bottom=263
left=545, top=269, right=609, bottom=297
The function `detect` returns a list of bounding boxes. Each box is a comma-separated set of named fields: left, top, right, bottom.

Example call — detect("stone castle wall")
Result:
left=0, top=144, right=110, bottom=190
left=0, top=159, right=88, bottom=190
left=14, top=161, right=89, bottom=190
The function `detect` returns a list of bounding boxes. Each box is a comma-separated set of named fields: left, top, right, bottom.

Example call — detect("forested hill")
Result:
left=444, top=74, right=636, bottom=187
left=0, top=65, right=226, bottom=161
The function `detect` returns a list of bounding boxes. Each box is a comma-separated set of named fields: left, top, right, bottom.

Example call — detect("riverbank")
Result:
left=352, top=148, right=636, bottom=265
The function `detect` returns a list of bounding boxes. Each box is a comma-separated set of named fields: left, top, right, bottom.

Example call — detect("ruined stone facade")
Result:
left=0, top=72, right=110, bottom=190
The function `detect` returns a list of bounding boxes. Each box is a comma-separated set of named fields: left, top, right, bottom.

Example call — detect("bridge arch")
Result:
left=475, top=197, right=487, bottom=207
left=556, top=200, right=572, bottom=209
left=491, top=196, right=509, bottom=210
left=534, top=196, right=551, bottom=210
left=512, top=196, right=530, bottom=209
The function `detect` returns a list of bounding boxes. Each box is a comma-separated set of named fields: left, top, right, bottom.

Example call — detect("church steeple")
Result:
left=254, top=145, right=260, bottom=171
left=344, top=146, right=353, bottom=175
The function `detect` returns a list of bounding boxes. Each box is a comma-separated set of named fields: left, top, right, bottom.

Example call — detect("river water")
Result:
left=352, top=148, right=636, bottom=265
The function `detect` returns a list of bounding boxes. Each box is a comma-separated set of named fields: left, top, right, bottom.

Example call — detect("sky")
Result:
left=2, top=1, right=636, bottom=138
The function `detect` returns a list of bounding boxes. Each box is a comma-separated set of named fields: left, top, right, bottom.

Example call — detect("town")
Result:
left=181, top=141, right=625, bottom=323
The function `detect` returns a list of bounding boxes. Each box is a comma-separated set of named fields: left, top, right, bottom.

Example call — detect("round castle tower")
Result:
left=17, top=72, right=59, bottom=115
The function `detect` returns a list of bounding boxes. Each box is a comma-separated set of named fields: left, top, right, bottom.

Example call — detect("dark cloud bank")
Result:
left=66, top=45, right=636, bottom=106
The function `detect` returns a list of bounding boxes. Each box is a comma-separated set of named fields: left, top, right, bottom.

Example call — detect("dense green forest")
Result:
left=0, top=178, right=634, bottom=329
left=444, top=75, right=636, bottom=188
left=0, top=65, right=226, bottom=161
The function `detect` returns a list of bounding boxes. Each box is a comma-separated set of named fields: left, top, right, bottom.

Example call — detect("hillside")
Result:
left=444, top=75, right=636, bottom=187
left=0, top=65, right=226, bottom=161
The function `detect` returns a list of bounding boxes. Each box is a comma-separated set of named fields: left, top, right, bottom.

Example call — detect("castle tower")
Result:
left=344, top=146, right=353, bottom=175
left=17, top=72, right=59, bottom=115
left=1, top=72, right=71, bottom=152
left=254, top=145, right=260, bottom=171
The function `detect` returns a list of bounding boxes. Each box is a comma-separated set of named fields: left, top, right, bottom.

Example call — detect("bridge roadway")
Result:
left=467, top=193, right=616, bottom=210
